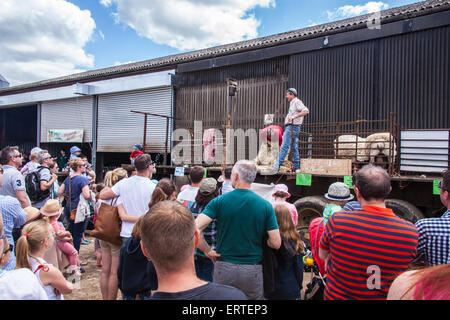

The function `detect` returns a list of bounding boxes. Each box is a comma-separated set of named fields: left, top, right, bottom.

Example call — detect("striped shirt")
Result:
left=0, top=195, right=27, bottom=271
left=342, top=201, right=362, bottom=212
left=415, top=209, right=450, bottom=266
left=319, top=206, right=418, bottom=300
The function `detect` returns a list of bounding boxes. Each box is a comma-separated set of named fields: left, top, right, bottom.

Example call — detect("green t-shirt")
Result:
left=322, top=204, right=343, bottom=224
left=202, top=188, right=279, bottom=265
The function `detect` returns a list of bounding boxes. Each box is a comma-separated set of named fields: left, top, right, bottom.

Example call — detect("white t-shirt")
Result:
left=176, top=185, right=199, bottom=209
left=0, top=268, right=49, bottom=300
left=285, top=97, right=309, bottom=125
left=111, top=175, right=156, bottom=238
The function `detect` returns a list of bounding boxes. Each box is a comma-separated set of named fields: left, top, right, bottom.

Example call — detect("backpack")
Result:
left=25, top=167, right=50, bottom=202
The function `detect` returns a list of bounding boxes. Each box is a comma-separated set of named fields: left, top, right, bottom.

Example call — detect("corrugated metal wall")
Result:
left=97, top=87, right=173, bottom=153
left=289, top=25, right=450, bottom=129
left=176, top=57, right=289, bottom=131
left=175, top=58, right=289, bottom=161
left=41, top=96, right=93, bottom=142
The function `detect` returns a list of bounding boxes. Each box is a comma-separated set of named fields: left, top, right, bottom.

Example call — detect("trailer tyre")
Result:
left=385, top=199, right=425, bottom=224
left=294, top=196, right=327, bottom=228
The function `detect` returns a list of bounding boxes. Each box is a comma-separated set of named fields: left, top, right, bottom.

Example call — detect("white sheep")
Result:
left=365, top=132, right=397, bottom=163
left=334, top=135, right=369, bottom=162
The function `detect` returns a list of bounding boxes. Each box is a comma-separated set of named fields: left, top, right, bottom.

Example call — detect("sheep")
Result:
left=334, top=135, right=369, bottom=162
left=365, top=132, right=397, bottom=163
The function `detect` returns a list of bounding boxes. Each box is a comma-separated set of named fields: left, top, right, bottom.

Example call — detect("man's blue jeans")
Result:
left=275, top=124, right=300, bottom=169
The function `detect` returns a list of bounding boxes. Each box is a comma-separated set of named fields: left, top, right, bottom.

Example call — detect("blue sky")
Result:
left=0, top=0, right=422, bottom=86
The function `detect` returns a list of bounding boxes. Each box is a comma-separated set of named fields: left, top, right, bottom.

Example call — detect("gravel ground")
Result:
left=64, top=234, right=122, bottom=300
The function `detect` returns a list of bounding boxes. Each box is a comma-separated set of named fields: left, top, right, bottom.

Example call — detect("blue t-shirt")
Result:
left=63, top=175, right=90, bottom=210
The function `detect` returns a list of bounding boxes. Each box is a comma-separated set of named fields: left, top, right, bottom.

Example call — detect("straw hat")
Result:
left=40, top=199, right=63, bottom=217
left=24, top=206, right=41, bottom=222
left=324, top=182, right=354, bottom=201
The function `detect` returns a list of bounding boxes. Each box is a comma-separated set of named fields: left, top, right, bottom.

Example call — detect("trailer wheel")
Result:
left=294, top=196, right=327, bottom=228
left=385, top=199, right=425, bottom=224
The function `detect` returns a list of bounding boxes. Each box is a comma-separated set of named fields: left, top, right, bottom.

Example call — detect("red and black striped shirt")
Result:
left=319, top=206, right=418, bottom=300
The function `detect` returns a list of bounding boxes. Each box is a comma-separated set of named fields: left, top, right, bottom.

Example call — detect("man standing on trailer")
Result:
left=271, top=88, right=309, bottom=174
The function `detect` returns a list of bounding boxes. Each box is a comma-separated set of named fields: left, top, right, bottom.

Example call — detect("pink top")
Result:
left=414, top=279, right=450, bottom=300
left=272, top=201, right=298, bottom=227
left=50, top=219, right=65, bottom=234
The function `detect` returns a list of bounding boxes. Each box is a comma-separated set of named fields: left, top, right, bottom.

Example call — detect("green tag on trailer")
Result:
left=296, top=173, right=311, bottom=186
left=344, top=176, right=353, bottom=189
left=433, top=180, right=440, bottom=195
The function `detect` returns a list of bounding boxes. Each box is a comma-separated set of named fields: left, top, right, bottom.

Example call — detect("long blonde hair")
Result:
left=104, top=168, right=127, bottom=188
left=274, top=205, right=304, bottom=254
left=15, top=219, right=52, bottom=270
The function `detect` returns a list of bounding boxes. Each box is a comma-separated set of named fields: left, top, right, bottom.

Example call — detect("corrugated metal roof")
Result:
left=1, top=0, right=449, bottom=95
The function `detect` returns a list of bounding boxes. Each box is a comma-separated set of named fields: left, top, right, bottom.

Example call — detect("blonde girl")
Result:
left=98, top=167, right=127, bottom=300
left=15, top=219, right=73, bottom=300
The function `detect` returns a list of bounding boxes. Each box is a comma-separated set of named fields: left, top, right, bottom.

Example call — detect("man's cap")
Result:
left=133, top=143, right=143, bottom=150
left=286, top=88, right=297, bottom=96
left=199, top=178, right=218, bottom=195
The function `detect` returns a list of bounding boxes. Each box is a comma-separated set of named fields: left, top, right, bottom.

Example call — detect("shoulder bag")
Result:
left=90, top=198, right=122, bottom=246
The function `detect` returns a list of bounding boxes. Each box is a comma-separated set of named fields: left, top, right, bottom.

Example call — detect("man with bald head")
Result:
left=319, top=164, right=418, bottom=300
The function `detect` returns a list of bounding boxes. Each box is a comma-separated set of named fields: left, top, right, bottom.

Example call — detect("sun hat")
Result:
left=272, top=184, right=291, bottom=198
left=40, top=199, right=63, bottom=217
left=30, top=147, right=43, bottom=155
left=199, top=178, right=217, bottom=195
left=324, top=182, right=354, bottom=201
left=70, top=146, right=82, bottom=154
left=23, top=206, right=41, bottom=222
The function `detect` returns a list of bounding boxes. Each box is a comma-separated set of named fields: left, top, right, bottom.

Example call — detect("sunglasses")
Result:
left=13, top=153, right=22, bottom=158
left=3, top=244, right=13, bottom=255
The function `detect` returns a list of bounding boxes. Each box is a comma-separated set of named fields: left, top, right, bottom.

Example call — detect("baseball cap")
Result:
left=286, top=88, right=297, bottom=96
left=199, top=178, right=218, bottom=195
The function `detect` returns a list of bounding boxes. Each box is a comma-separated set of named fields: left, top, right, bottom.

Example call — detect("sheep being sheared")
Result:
left=334, top=135, right=369, bottom=162
left=255, top=125, right=290, bottom=172
left=365, top=132, right=397, bottom=164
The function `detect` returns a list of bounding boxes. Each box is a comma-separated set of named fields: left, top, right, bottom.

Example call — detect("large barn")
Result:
left=1, top=0, right=449, bottom=176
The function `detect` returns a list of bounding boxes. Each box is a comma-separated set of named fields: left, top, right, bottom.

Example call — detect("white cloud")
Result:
left=0, top=0, right=96, bottom=86
left=327, top=1, right=388, bottom=20
left=100, top=0, right=113, bottom=7
left=113, top=60, right=136, bottom=66
left=101, top=0, right=275, bottom=51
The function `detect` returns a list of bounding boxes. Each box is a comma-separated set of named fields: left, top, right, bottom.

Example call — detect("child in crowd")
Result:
left=39, top=199, right=81, bottom=277
left=15, top=219, right=73, bottom=300
left=130, top=144, right=144, bottom=164
left=117, top=216, right=157, bottom=300
left=309, top=182, right=354, bottom=276
left=265, top=205, right=304, bottom=300
left=271, top=184, right=298, bottom=227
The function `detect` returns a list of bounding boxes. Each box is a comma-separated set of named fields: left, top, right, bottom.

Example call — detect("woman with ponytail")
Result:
left=96, top=167, right=127, bottom=300
left=148, top=178, right=177, bottom=208
left=15, top=219, right=73, bottom=300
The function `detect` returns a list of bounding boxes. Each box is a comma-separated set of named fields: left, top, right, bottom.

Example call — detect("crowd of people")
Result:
left=0, top=144, right=449, bottom=300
